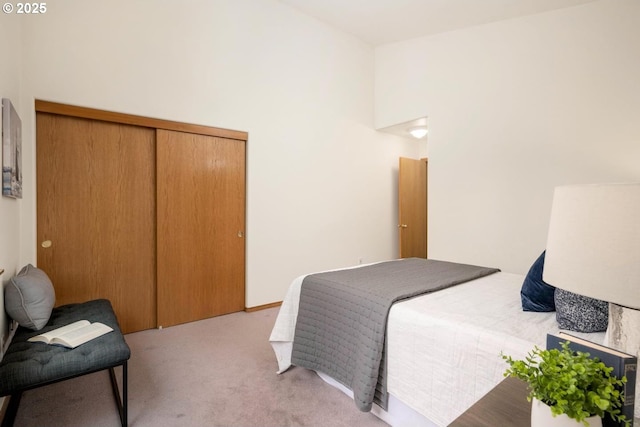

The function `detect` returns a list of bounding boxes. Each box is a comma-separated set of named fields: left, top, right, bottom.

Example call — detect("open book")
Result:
left=28, top=320, right=113, bottom=349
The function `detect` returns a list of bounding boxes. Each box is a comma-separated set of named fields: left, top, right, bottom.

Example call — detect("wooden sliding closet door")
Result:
left=156, top=130, right=246, bottom=328
left=36, top=113, right=157, bottom=333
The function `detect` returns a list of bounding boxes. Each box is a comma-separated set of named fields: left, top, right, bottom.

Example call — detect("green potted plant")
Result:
left=502, top=341, right=631, bottom=427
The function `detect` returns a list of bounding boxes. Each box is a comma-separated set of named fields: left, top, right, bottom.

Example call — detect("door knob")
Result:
left=398, top=224, right=408, bottom=228
left=41, top=240, right=52, bottom=248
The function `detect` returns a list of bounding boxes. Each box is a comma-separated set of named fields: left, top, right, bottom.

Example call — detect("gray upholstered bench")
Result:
left=0, top=299, right=130, bottom=427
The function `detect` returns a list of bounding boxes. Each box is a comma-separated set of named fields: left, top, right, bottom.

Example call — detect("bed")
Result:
left=269, top=258, right=605, bottom=426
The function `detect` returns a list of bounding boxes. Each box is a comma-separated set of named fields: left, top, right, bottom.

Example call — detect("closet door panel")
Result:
left=156, top=130, right=245, bottom=328
left=36, top=113, right=157, bottom=333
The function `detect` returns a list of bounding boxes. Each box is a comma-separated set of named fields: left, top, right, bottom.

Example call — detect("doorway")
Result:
left=398, top=157, right=427, bottom=258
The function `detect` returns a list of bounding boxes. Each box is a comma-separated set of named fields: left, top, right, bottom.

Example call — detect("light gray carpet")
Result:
left=13, top=307, right=389, bottom=427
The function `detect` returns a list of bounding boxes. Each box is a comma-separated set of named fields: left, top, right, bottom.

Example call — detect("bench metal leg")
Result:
left=1, top=365, right=127, bottom=427
left=1, top=392, right=22, bottom=427
left=109, top=361, right=128, bottom=427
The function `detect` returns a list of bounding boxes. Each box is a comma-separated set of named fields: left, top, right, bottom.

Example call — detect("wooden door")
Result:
left=156, top=130, right=246, bottom=328
left=398, top=157, right=427, bottom=258
left=36, top=113, right=157, bottom=333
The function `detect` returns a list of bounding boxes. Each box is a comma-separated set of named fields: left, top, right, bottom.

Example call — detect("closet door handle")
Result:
left=41, top=240, right=53, bottom=248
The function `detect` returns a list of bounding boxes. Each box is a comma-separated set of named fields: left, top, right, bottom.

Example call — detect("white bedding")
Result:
left=269, top=263, right=605, bottom=426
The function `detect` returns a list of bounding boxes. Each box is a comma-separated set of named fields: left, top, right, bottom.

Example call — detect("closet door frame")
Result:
left=35, top=100, right=248, bottom=141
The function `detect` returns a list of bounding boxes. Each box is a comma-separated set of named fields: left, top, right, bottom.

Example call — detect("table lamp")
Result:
left=543, top=183, right=640, bottom=421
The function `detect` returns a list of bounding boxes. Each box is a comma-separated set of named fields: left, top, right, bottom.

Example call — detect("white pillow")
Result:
left=5, top=264, right=56, bottom=331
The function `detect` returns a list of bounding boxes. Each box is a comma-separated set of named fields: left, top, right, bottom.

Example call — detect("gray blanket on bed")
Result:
left=291, top=258, right=500, bottom=412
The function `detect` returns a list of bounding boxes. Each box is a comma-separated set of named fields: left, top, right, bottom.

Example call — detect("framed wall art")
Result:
left=2, top=98, right=22, bottom=198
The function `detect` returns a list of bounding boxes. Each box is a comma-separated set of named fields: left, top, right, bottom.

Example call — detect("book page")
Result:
left=558, top=332, right=634, bottom=358
left=28, top=320, right=91, bottom=344
left=53, top=322, right=113, bottom=348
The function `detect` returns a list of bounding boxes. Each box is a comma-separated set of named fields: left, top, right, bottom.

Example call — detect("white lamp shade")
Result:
left=543, top=183, right=640, bottom=309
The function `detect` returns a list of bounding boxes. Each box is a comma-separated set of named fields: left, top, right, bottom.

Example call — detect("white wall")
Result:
left=0, top=12, right=24, bottom=350
left=16, top=0, right=418, bottom=308
left=375, top=0, right=640, bottom=274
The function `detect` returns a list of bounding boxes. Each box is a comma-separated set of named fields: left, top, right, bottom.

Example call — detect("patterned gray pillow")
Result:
left=555, top=288, right=608, bottom=332
left=4, top=264, right=56, bottom=331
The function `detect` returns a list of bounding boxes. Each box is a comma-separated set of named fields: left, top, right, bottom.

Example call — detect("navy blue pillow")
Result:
left=520, top=251, right=556, bottom=312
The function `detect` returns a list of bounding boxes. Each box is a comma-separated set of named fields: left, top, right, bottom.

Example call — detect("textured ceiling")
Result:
left=278, top=0, right=597, bottom=46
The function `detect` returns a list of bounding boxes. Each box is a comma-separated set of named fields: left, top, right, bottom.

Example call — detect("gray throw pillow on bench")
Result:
left=5, top=264, right=56, bottom=331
